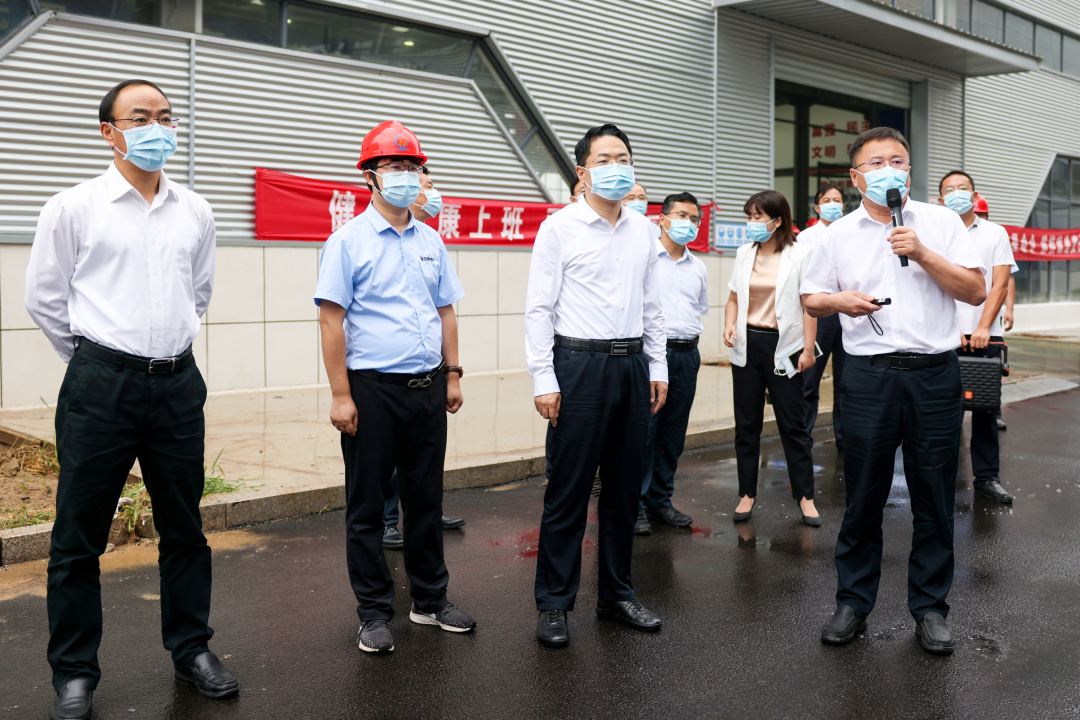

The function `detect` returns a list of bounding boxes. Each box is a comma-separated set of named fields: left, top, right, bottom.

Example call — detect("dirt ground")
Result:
left=0, top=441, right=60, bottom=529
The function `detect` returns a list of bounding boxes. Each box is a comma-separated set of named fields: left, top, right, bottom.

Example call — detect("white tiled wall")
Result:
left=0, top=244, right=734, bottom=407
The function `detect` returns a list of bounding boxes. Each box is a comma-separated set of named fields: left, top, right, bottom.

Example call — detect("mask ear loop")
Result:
left=867, top=314, right=884, bottom=336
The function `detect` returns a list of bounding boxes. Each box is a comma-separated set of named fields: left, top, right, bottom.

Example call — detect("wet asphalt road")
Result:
left=3, top=390, right=1080, bottom=719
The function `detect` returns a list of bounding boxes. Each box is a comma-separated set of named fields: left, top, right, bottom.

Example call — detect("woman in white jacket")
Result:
left=724, top=190, right=821, bottom=526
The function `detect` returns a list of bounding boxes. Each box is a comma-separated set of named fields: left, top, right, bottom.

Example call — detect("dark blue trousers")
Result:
left=835, top=355, right=962, bottom=621
left=641, top=346, right=700, bottom=508
left=803, top=313, right=845, bottom=448
left=535, top=346, right=651, bottom=610
left=958, top=338, right=1003, bottom=488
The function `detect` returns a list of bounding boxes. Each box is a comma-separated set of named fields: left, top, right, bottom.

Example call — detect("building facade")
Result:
left=0, top=0, right=1075, bottom=408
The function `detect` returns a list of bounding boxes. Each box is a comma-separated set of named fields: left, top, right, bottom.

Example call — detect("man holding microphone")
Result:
left=801, top=127, right=985, bottom=655
left=526, top=124, right=668, bottom=648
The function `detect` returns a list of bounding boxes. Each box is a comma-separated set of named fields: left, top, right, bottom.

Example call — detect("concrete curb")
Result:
left=0, top=412, right=827, bottom=567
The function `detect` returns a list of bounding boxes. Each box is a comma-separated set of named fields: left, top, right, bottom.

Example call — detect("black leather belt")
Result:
left=864, top=352, right=952, bottom=370
left=667, top=337, right=699, bottom=350
left=352, top=363, right=444, bottom=389
left=76, top=337, right=192, bottom=374
left=554, top=335, right=643, bottom=356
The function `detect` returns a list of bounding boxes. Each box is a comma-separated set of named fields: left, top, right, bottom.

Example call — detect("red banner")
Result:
left=254, top=168, right=711, bottom=252
left=1003, top=225, right=1080, bottom=261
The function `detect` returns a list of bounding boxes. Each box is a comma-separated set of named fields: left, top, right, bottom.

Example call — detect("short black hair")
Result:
left=574, top=124, right=632, bottom=167
left=662, top=192, right=701, bottom=218
left=938, top=170, right=975, bottom=195
left=744, top=190, right=796, bottom=248
left=99, top=79, right=170, bottom=123
left=815, top=183, right=844, bottom=205
left=420, top=165, right=430, bottom=176
left=848, top=126, right=910, bottom=166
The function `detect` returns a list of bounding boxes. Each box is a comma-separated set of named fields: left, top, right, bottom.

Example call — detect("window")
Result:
left=894, top=0, right=933, bottom=20
left=1022, top=156, right=1080, bottom=304
left=1035, top=25, right=1062, bottom=71
left=0, top=0, right=30, bottom=43
left=40, top=0, right=197, bottom=31
left=1064, top=35, right=1080, bottom=78
left=971, top=0, right=1004, bottom=43
left=949, top=0, right=972, bottom=32
left=1004, top=13, right=1034, bottom=53
left=202, top=0, right=283, bottom=45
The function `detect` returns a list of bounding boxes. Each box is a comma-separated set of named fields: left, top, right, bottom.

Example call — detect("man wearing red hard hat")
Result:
left=315, top=120, right=475, bottom=655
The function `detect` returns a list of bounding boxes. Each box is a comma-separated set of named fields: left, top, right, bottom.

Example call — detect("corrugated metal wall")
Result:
left=998, top=0, right=1080, bottom=37
left=0, top=22, right=190, bottom=235
left=964, top=69, right=1080, bottom=226
left=388, top=0, right=718, bottom=203
left=194, top=44, right=547, bottom=241
left=0, top=15, right=547, bottom=240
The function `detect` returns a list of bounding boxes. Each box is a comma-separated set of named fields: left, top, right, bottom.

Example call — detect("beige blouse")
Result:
left=746, top=249, right=781, bottom=329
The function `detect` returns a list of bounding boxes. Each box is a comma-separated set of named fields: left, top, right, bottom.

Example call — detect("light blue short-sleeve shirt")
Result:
left=314, top=203, right=465, bottom=373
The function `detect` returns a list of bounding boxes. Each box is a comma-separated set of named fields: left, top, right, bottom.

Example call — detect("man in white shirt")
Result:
left=25, top=80, right=235, bottom=720
left=801, top=127, right=986, bottom=655
left=798, top=183, right=847, bottom=452
left=526, top=124, right=668, bottom=648
left=940, top=171, right=1016, bottom=504
left=634, top=192, right=708, bottom=536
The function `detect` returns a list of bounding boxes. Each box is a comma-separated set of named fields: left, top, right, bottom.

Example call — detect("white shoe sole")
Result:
left=357, top=636, right=394, bottom=653
left=409, top=609, right=475, bottom=632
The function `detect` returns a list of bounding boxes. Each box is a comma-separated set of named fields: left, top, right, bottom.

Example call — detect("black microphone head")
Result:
left=886, top=188, right=903, bottom=208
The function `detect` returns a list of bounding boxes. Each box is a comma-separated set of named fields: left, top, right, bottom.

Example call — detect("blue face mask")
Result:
left=373, top=170, right=422, bottom=208
left=746, top=219, right=776, bottom=244
left=625, top=199, right=648, bottom=214
left=416, top=187, right=443, bottom=217
left=664, top=218, right=698, bottom=245
left=819, top=202, right=844, bottom=222
left=585, top=163, right=635, bottom=201
left=857, top=166, right=909, bottom=206
left=944, top=190, right=973, bottom=214
left=113, top=122, right=176, bottom=172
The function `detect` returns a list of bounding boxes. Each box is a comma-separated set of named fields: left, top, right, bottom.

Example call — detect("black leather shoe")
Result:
left=596, top=598, right=662, bottom=631
left=916, top=612, right=956, bottom=655
left=442, top=514, right=466, bottom=530
left=634, top=507, right=652, bottom=536
left=733, top=499, right=755, bottom=523
left=536, top=609, right=569, bottom=647
left=382, top=524, right=404, bottom=549
left=50, top=678, right=93, bottom=720
left=801, top=512, right=822, bottom=527
left=975, top=481, right=1013, bottom=503
left=175, top=652, right=239, bottom=698
left=646, top=505, right=692, bottom=527
left=820, top=605, right=867, bottom=645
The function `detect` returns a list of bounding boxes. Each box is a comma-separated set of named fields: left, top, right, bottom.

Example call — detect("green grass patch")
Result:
left=0, top=504, right=57, bottom=530
left=202, top=449, right=260, bottom=497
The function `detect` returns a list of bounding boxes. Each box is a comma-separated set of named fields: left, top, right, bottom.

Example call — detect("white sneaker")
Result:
left=409, top=602, right=477, bottom=633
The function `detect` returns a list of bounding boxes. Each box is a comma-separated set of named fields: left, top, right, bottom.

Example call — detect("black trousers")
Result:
left=835, top=355, right=962, bottom=620
left=342, top=370, right=448, bottom=621
left=731, top=327, right=815, bottom=500
left=957, top=338, right=1003, bottom=488
left=641, top=347, right=700, bottom=508
left=535, top=346, right=650, bottom=610
left=48, top=349, right=212, bottom=692
left=803, top=313, right=845, bottom=447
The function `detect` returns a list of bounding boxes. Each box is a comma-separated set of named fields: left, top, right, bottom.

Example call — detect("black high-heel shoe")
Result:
left=800, top=501, right=822, bottom=527
left=733, top=499, right=755, bottom=522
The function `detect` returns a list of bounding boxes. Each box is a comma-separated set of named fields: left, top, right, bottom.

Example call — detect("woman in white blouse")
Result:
left=724, top=190, right=821, bottom=526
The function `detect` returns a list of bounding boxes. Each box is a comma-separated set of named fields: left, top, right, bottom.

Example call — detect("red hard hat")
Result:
left=357, top=120, right=427, bottom=169
left=974, top=193, right=989, bottom=214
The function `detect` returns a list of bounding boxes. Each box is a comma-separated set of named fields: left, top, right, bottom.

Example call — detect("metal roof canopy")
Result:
left=712, top=0, right=1041, bottom=76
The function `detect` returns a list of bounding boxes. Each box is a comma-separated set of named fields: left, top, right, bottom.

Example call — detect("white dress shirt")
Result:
left=656, top=240, right=708, bottom=339
left=796, top=221, right=827, bottom=250
left=800, top=199, right=985, bottom=356
left=525, top=199, right=667, bottom=397
left=25, top=163, right=216, bottom=362
left=728, top=240, right=814, bottom=377
left=954, top=217, right=1017, bottom=336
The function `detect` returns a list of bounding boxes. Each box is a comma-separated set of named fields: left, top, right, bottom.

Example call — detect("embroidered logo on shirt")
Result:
left=419, top=255, right=437, bottom=262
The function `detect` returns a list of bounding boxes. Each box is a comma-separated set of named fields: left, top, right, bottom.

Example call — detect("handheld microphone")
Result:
left=886, top=188, right=908, bottom=267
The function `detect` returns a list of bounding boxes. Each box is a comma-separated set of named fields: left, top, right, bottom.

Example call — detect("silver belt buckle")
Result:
left=408, top=376, right=433, bottom=389
left=148, top=357, right=178, bottom=374
left=610, top=341, right=630, bottom=356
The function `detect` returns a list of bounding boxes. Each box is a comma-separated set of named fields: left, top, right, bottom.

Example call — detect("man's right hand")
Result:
left=330, top=393, right=359, bottom=436
left=535, top=392, right=562, bottom=427
left=833, top=291, right=881, bottom=318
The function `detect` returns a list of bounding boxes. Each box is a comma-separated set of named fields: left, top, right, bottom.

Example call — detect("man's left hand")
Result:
left=888, top=225, right=926, bottom=263
left=446, top=376, right=464, bottom=414
left=797, top=348, right=816, bottom=373
left=969, top=327, right=991, bottom=350
left=650, top=382, right=668, bottom=414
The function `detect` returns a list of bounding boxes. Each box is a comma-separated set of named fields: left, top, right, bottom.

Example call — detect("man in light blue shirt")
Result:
left=635, top=192, right=709, bottom=536
left=315, top=120, right=475, bottom=655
